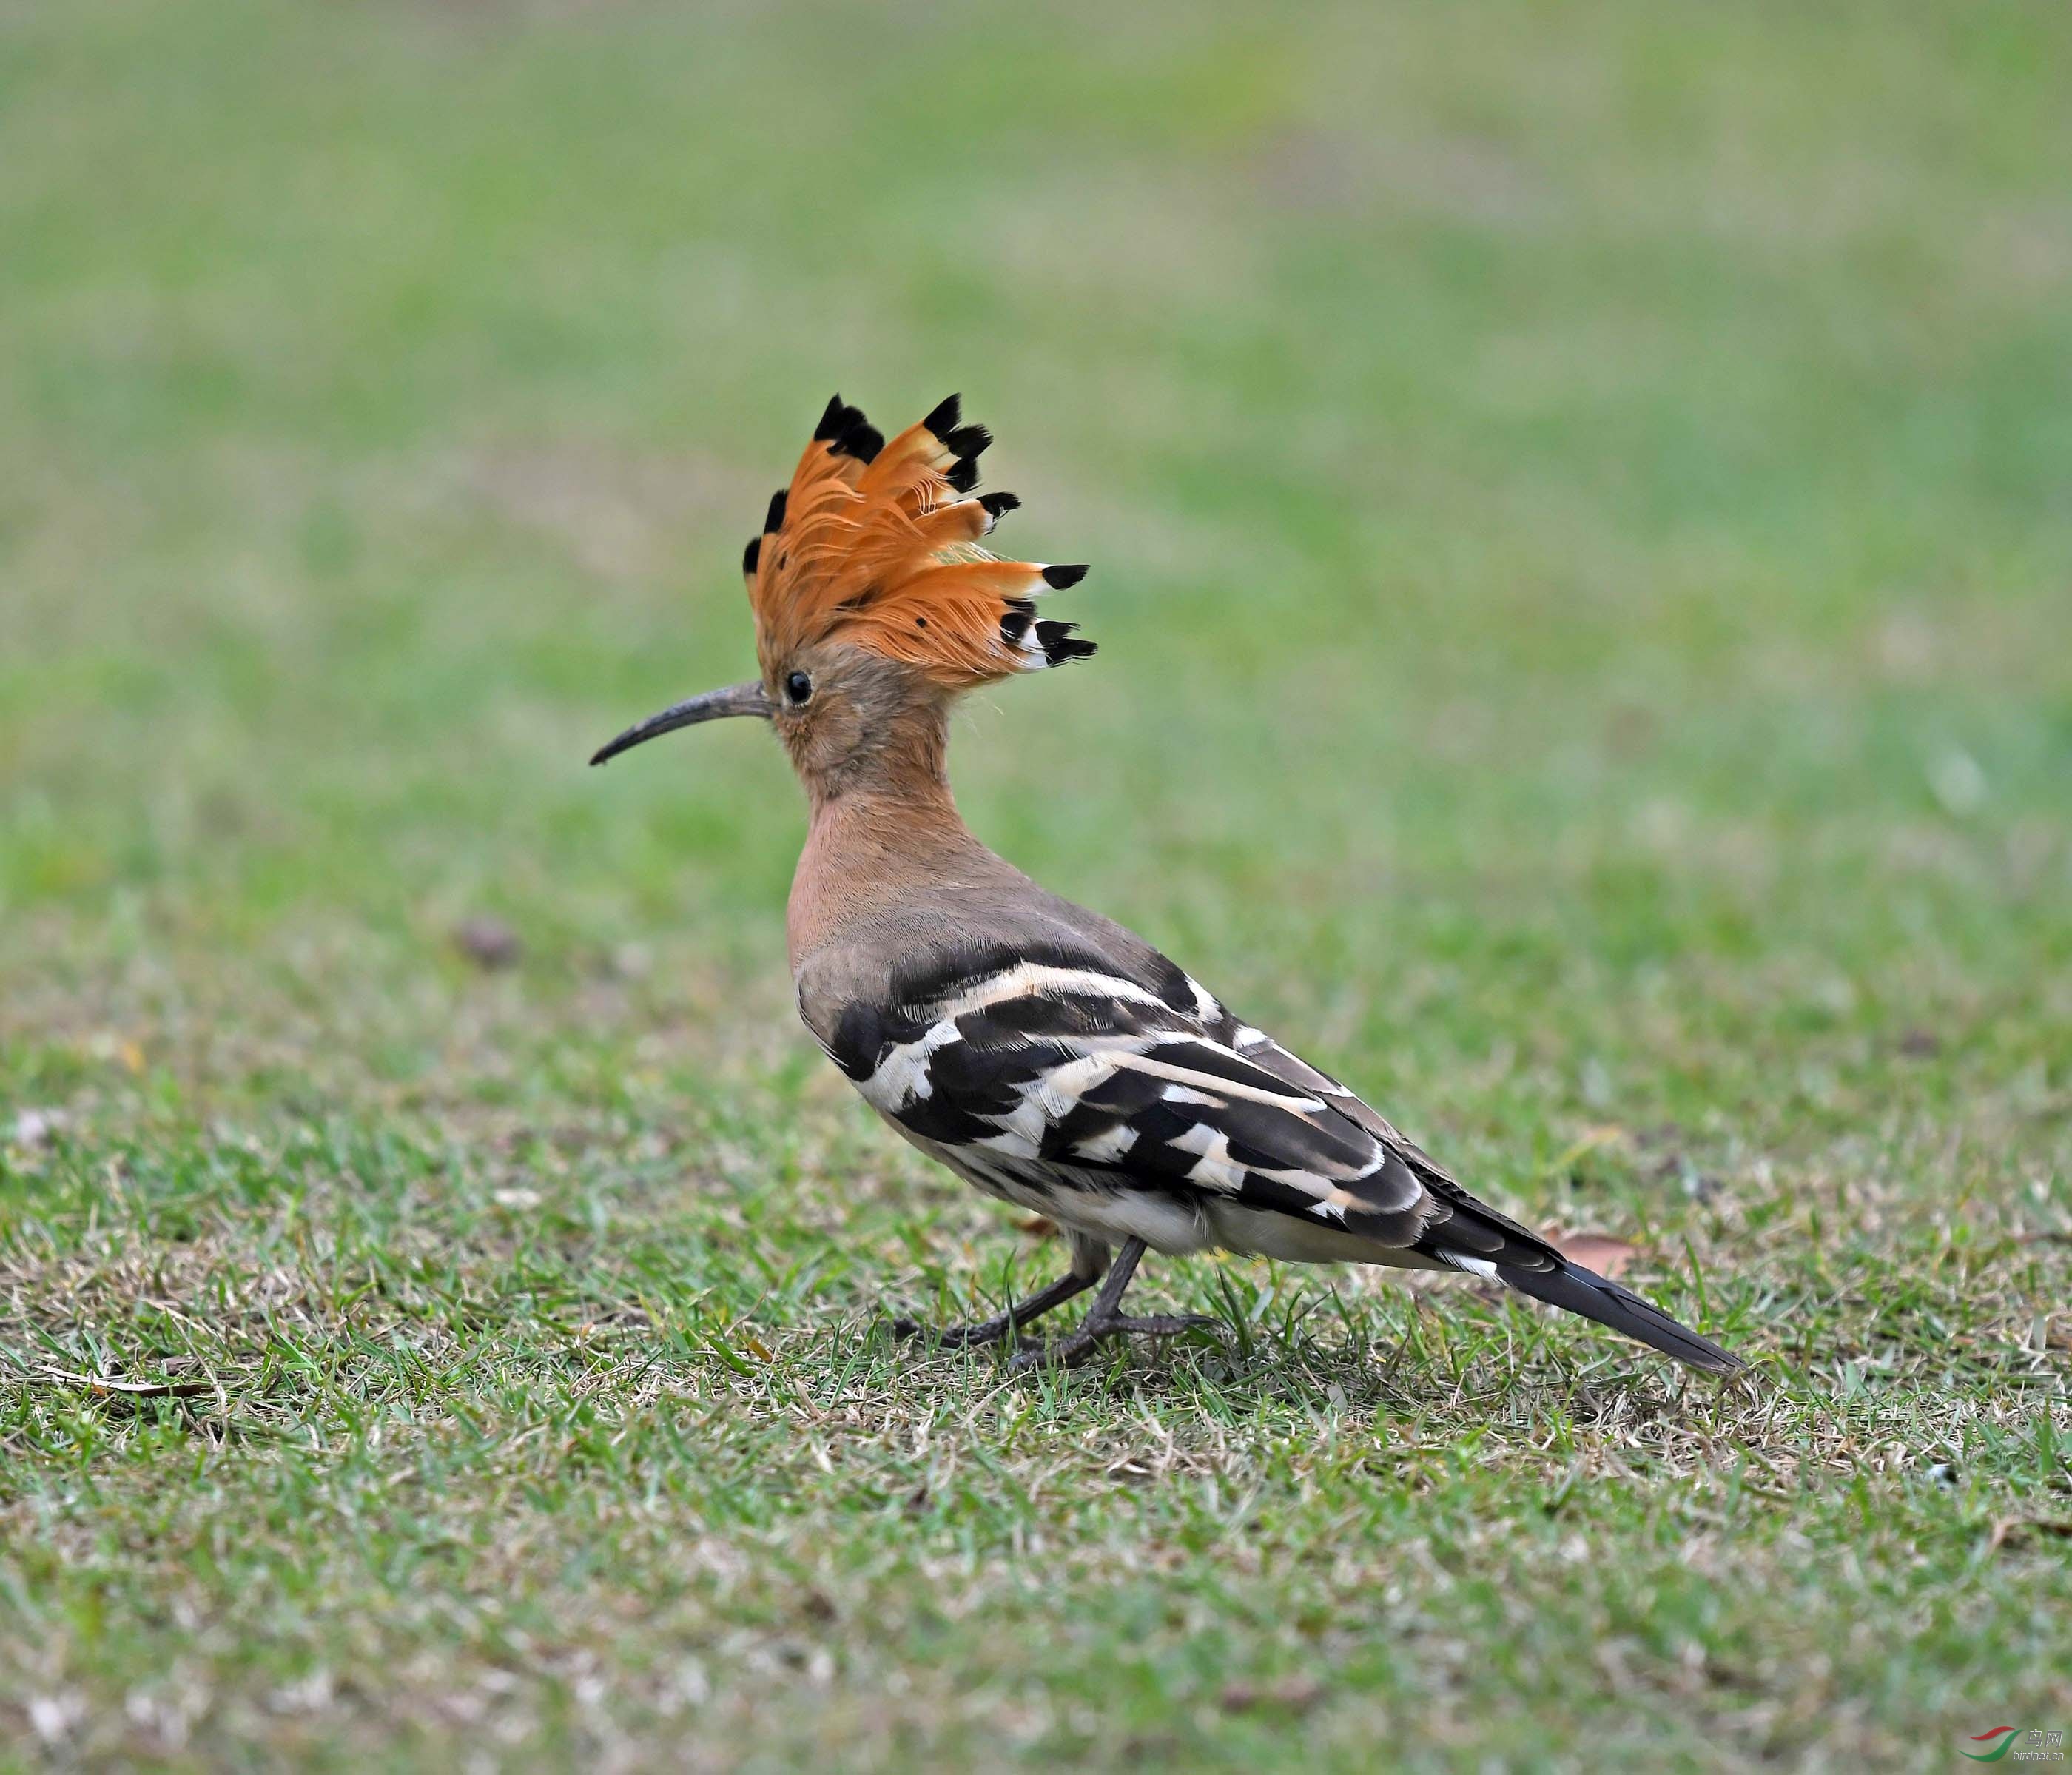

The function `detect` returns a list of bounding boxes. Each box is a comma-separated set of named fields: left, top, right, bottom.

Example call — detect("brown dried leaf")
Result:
left=1220, top=1675, right=1326, bottom=1714
left=1543, top=1229, right=1638, bottom=1278
left=43, top=1368, right=213, bottom=1399
left=1989, top=1517, right=2072, bottom=1554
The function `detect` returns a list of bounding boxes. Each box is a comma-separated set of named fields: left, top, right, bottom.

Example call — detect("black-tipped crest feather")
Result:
left=813, top=394, right=855, bottom=441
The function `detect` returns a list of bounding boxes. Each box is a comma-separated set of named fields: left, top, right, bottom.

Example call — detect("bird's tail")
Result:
left=1493, top=1254, right=1743, bottom=1373
left=1413, top=1184, right=1744, bottom=1373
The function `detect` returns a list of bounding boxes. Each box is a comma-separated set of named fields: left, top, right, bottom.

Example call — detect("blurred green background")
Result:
left=3, top=1, right=2069, bottom=1766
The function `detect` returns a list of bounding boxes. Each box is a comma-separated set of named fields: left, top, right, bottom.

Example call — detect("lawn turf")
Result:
left=2, top=1, right=2071, bottom=1767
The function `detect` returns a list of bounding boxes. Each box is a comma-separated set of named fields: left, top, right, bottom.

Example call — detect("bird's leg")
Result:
left=892, top=1268, right=1097, bottom=1350
left=1006, top=1238, right=1216, bottom=1373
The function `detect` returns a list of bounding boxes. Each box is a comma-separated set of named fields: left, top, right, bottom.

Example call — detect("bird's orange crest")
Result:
left=740, top=395, right=1093, bottom=688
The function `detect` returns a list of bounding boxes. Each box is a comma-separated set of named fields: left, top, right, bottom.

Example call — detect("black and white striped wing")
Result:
left=821, top=957, right=1436, bottom=1246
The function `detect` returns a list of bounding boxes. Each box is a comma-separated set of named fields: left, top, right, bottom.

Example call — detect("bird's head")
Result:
left=589, top=394, right=1092, bottom=804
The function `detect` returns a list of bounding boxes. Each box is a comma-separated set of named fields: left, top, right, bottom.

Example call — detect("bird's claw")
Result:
left=890, top=1313, right=1017, bottom=1350
left=1004, top=1312, right=1217, bottom=1375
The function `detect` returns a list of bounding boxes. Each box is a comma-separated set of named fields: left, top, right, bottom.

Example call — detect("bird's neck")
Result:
left=786, top=705, right=1000, bottom=970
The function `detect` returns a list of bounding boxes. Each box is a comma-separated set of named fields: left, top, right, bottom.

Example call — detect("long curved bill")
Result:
left=588, top=680, right=773, bottom=766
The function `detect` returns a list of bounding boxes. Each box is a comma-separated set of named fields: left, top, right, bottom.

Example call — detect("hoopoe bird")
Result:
left=593, top=395, right=1743, bottom=1375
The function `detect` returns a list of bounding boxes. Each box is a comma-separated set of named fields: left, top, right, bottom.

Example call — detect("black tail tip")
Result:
left=923, top=392, right=961, bottom=438
left=1497, top=1258, right=1746, bottom=1375
left=1040, top=563, right=1089, bottom=589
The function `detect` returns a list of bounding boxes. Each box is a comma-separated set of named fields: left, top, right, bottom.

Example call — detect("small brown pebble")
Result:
left=1897, top=1028, right=1941, bottom=1058
left=454, top=917, right=522, bottom=970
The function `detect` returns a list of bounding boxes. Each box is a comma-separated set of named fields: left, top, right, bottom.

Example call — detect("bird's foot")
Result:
left=1005, top=1311, right=1217, bottom=1375
left=890, top=1269, right=1098, bottom=1353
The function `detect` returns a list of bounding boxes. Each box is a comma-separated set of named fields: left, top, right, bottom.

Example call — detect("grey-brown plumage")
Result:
left=592, top=393, right=1744, bottom=1376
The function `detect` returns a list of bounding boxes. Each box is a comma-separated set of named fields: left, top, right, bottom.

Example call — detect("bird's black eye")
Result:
left=784, top=670, right=813, bottom=706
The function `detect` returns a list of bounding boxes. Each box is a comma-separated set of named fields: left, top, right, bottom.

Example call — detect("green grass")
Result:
left=4, top=0, right=2071, bottom=1765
